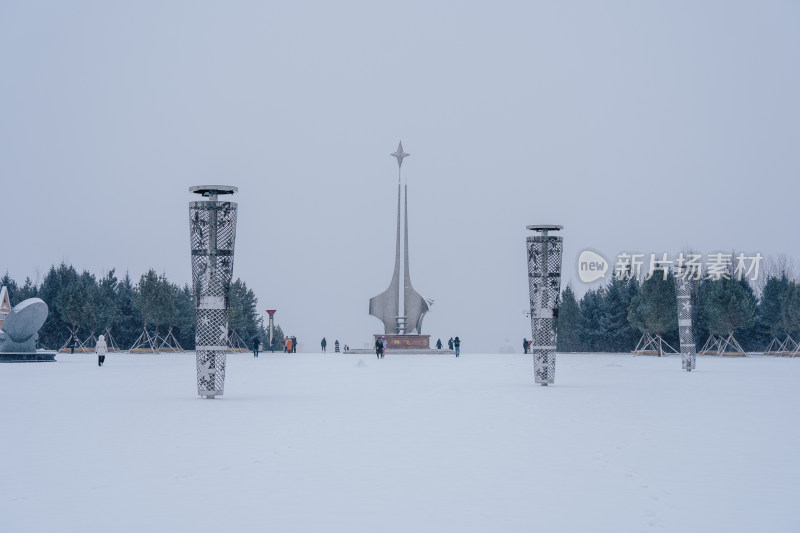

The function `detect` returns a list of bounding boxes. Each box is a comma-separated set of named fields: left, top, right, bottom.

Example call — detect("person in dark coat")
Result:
left=436, top=338, right=443, bottom=349
left=253, top=336, right=260, bottom=358
left=453, top=336, right=461, bottom=357
left=291, top=336, right=297, bottom=353
left=375, top=337, right=383, bottom=359
left=523, top=338, right=529, bottom=354
left=321, top=337, right=327, bottom=352
left=448, top=337, right=454, bottom=350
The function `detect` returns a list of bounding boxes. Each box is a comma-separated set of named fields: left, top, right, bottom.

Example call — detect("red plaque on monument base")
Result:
left=374, top=334, right=430, bottom=350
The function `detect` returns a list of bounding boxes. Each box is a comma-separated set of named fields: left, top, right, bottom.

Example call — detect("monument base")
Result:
left=375, top=334, right=430, bottom=350
left=0, top=352, right=57, bottom=363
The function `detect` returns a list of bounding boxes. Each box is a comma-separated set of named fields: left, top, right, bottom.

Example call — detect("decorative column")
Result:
left=189, top=185, right=238, bottom=398
left=675, top=275, right=696, bottom=372
left=526, top=225, right=564, bottom=385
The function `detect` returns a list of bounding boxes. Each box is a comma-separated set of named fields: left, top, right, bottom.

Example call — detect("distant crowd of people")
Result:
left=248, top=334, right=466, bottom=359
left=284, top=336, right=297, bottom=353
left=252, top=335, right=299, bottom=357
left=433, top=336, right=461, bottom=356
left=320, top=337, right=348, bottom=353
left=91, top=331, right=539, bottom=366
left=96, top=332, right=465, bottom=366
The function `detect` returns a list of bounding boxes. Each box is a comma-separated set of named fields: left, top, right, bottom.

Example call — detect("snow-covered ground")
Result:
left=2, top=352, right=798, bottom=532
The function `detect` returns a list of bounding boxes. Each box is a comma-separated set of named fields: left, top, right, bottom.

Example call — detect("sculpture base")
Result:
left=375, top=334, right=430, bottom=350
left=0, top=352, right=57, bottom=363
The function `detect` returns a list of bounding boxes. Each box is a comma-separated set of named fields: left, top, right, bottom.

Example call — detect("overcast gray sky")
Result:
left=2, top=1, right=798, bottom=352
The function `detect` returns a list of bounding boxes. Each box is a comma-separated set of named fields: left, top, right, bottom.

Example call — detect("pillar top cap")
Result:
left=526, top=224, right=563, bottom=232
left=190, top=185, right=238, bottom=196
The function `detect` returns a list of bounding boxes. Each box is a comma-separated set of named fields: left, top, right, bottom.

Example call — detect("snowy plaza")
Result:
left=2, top=352, right=798, bottom=532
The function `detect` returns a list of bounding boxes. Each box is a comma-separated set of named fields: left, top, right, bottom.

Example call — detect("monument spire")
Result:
left=369, top=142, right=431, bottom=335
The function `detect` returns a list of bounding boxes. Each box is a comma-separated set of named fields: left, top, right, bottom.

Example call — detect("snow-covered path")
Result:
left=2, top=352, right=798, bottom=532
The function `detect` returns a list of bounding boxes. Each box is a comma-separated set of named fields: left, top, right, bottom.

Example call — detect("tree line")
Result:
left=0, top=264, right=283, bottom=351
left=556, top=270, right=800, bottom=353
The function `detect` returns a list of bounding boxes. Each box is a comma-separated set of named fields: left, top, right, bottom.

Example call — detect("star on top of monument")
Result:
left=391, top=141, right=410, bottom=168
left=682, top=301, right=692, bottom=312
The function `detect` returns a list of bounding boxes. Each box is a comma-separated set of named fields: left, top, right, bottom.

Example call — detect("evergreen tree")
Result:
left=695, top=277, right=711, bottom=347
left=1, top=272, right=19, bottom=305
left=16, top=277, right=38, bottom=302
left=37, top=264, right=71, bottom=348
left=78, top=270, right=101, bottom=335
left=757, top=275, right=790, bottom=344
left=557, top=285, right=581, bottom=352
left=174, top=284, right=196, bottom=350
left=115, top=272, right=142, bottom=348
left=779, top=281, right=800, bottom=337
left=268, top=323, right=285, bottom=351
left=628, top=270, right=678, bottom=339
left=54, top=265, right=87, bottom=333
left=701, top=277, right=756, bottom=340
left=95, top=270, right=119, bottom=333
left=579, top=288, right=604, bottom=352
left=599, top=276, right=639, bottom=352
left=133, top=270, right=175, bottom=332
left=732, top=278, right=760, bottom=351
left=228, top=278, right=260, bottom=342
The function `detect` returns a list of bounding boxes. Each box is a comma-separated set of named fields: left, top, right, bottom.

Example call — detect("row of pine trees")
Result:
left=1, top=264, right=282, bottom=351
left=556, top=271, right=800, bottom=353
left=5, top=264, right=799, bottom=354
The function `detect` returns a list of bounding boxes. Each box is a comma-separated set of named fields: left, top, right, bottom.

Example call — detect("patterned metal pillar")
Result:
left=526, top=225, right=564, bottom=385
left=675, top=276, right=696, bottom=372
left=189, top=185, right=238, bottom=398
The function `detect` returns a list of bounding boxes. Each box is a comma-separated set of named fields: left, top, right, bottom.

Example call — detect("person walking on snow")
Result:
left=448, top=337, right=454, bottom=351
left=286, top=337, right=293, bottom=354
left=453, top=336, right=461, bottom=357
left=523, top=338, right=529, bottom=354
left=321, top=337, right=327, bottom=352
left=96, top=334, right=108, bottom=367
left=436, top=338, right=443, bottom=350
left=253, top=336, right=260, bottom=358
left=375, top=337, right=383, bottom=359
